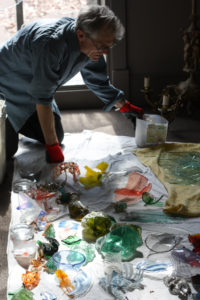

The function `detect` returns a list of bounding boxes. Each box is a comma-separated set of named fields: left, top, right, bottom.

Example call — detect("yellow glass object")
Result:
left=79, top=162, right=108, bottom=189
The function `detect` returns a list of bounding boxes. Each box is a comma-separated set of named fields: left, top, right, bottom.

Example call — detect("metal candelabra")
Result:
left=141, top=0, right=200, bottom=122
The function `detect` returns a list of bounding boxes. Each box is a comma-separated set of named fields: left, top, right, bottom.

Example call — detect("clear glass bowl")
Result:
left=52, top=250, right=86, bottom=271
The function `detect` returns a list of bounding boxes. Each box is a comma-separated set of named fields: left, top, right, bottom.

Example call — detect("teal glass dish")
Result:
left=52, top=250, right=86, bottom=271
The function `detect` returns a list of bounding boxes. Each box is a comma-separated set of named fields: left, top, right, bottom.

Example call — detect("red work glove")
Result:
left=120, top=101, right=143, bottom=119
left=45, top=143, right=64, bottom=163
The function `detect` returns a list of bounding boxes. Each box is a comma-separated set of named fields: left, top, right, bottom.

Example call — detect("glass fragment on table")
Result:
left=96, top=224, right=142, bottom=261
left=158, top=151, right=200, bottom=185
left=21, top=270, right=40, bottom=290
left=120, top=210, right=186, bottom=223
left=114, top=172, right=152, bottom=205
left=79, top=162, right=108, bottom=189
left=81, top=211, right=114, bottom=242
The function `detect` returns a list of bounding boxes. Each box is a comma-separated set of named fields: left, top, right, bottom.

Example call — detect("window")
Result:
left=0, top=0, right=97, bottom=87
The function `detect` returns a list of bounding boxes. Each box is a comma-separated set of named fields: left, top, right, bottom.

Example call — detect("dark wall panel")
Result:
left=127, top=0, right=194, bottom=106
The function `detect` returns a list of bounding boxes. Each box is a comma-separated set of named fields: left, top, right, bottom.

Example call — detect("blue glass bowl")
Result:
left=52, top=250, right=86, bottom=271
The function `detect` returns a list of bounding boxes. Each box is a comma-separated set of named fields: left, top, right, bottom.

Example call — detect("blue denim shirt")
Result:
left=0, top=17, right=124, bottom=132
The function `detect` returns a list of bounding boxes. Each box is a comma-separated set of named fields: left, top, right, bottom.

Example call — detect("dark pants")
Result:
left=6, top=112, right=64, bottom=159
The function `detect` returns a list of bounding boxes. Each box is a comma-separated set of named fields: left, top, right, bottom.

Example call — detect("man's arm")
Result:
left=36, top=104, right=58, bottom=145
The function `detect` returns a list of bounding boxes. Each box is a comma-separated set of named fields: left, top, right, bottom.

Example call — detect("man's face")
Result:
left=77, top=27, right=116, bottom=61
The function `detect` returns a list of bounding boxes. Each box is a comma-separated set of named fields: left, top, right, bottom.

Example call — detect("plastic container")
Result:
left=135, top=114, right=168, bottom=147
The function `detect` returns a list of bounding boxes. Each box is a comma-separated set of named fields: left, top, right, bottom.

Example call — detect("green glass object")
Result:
left=71, top=241, right=95, bottom=265
left=9, top=288, right=34, bottom=300
left=44, top=223, right=55, bottom=239
left=81, top=211, right=114, bottom=243
left=45, top=257, right=57, bottom=274
left=158, top=151, right=200, bottom=185
left=120, top=210, right=186, bottom=223
left=68, top=199, right=89, bottom=221
left=114, top=202, right=127, bottom=213
left=142, top=192, right=164, bottom=206
left=57, top=188, right=79, bottom=204
left=96, top=224, right=143, bottom=261
left=37, top=238, right=59, bottom=259
left=62, top=235, right=82, bottom=246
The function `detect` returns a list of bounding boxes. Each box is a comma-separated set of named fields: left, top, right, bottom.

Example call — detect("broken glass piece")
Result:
left=68, top=200, right=89, bottom=221
left=37, top=238, right=59, bottom=259
left=81, top=211, right=113, bottom=243
left=57, top=188, right=79, bottom=205
left=79, top=162, right=108, bottom=189
left=145, top=233, right=181, bottom=253
left=52, top=250, right=86, bottom=270
left=158, top=151, right=200, bottom=185
left=70, top=241, right=95, bottom=265
left=120, top=210, right=186, bottom=223
left=188, top=234, right=200, bottom=255
left=43, top=223, right=55, bottom=239
left=96, top=224, right=143, bottom=261
left=9, top=288, right=35, bottom=300
left=114, top=202, right=127, bottom=213
left=62, top=235, right=81, bottom=246
left=55, top=269, right=75, bottom=293
left=53, top=162, right=80, bottom=182
left=13, top=179, right=35, bottom=193
left=40, top=291, right=57, bottom=300
left=44, top=257, right=57, bottom=274
left=142, top=192, right=164, bottom=206
left=99, top=266, right=144, bottom=299
left=114, top=172, right=152, bottom=205
left=21, top=270, right=40, bottom=290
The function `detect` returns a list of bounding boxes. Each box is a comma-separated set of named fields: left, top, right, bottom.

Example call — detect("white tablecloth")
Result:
left=7, top=130, right=200, bottom=300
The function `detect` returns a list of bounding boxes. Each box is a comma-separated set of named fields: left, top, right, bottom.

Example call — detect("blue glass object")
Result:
left=52, top=250, right=86, bottom=271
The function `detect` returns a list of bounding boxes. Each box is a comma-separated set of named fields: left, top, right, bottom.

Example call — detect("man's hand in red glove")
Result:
left=119, top=101, right=143, bottom=127
left=45, top=143, right=64, bottom=163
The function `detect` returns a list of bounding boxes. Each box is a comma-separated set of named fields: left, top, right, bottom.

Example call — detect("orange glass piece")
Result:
left=114, top=172, right=152, bottom=204
left=21, top=271, right=40, bottom=290
left=55, top=269, right=75, bottom=293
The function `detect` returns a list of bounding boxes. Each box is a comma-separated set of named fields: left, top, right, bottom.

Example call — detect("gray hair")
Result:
left=75, top=5, right=125, bottom=41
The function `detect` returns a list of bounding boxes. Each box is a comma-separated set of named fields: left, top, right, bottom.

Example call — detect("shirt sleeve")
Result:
left=80, top=56, right=125, bottom=112
left=27, top=39, right=62, bottom=105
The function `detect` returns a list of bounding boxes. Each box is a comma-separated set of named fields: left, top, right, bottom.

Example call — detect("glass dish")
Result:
left=52, top=250, right=86, bottom=271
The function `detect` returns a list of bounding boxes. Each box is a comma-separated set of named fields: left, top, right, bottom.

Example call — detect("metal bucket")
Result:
left=0, top=93, right=6, bottom=183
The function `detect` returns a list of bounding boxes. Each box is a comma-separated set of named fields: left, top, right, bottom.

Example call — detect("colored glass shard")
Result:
left=62, top=235, right=82, bottom=246
left=44, top=257, right=57, bottom=274
left=114, top=202, right=127, bottom=213
left=37, top=238, right=59, bottom=259
left=57, top=188, right=79, bottom=205
left=96, top=224, right=143, bottom=261
left=55, top=269, right=75, bottom=293
left=21, top=270, right=40, bottom=290
left=120, top=210, right=186, bottom=223
left=79, top=162, right=108, bottom=189
left=81, top=211, right=113, bottom=242
left=68, top=200, right=89, bottom=221
left=70, top=241, right=95, bottom=265
left=114, top=172, right=152, bottom=204
left=40, top=291, right=57, bottom=300
left=142, top=192, right=164, bottom=206
left=43, top=223, right=55, bottom=239
left=9, top=288, right=35, bottom=300
left=158, top=151, right=200, bottom=185
left=188, top=233, right=200, bottom=255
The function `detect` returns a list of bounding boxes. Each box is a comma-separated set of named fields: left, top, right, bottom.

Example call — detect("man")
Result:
left=0, top=5, right=142, bottom=163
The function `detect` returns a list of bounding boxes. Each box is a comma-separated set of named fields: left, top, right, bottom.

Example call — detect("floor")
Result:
left=1, top=109, right=200, bottom=299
